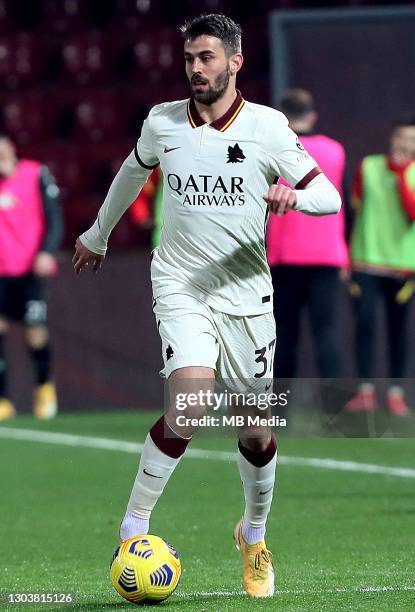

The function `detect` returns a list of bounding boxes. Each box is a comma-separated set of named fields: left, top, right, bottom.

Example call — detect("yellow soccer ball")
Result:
left=110, top=535, right=181, bottom=604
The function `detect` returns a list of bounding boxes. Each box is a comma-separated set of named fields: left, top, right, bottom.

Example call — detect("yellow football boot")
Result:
left=234, top=518, right=275, bottom=598
left=33, top=383, right=57, bottom=419
left=0, top=398, right=16, bottom=421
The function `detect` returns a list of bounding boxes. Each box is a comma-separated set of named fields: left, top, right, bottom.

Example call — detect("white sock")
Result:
left=237, top=446, right=277, bottom=545
left=119, top=434, right=183, bottom=541
left=120, top=511, right=149, bottom=539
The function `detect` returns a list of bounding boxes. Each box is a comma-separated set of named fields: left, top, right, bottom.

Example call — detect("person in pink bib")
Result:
left=267, top=89, right=348, bottom=388
left=0, top=134, right=63, bottom=420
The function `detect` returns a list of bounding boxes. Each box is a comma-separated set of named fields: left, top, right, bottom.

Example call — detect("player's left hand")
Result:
left=33, top=252, right=58, bottom=277
left=72, top=238, right=104, bottom=274
left=263, top=184, right=297, bottom=216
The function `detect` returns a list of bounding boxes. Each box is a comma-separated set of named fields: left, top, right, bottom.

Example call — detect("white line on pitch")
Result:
left=175, top=584, right=415, bottom=598
left=1, top=427, right=415, bottom=479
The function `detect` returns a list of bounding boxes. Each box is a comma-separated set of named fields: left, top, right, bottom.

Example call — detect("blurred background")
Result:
left=1, top=0, right=415, bottom=412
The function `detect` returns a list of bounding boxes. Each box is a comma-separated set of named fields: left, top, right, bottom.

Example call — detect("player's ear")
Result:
left=229, top=53, right=243, bottom=75
left=310, top=111, right=318, bottom=127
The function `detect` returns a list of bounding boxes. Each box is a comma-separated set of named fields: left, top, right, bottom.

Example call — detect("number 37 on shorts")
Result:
left=153, top=293, right=276, bottom=389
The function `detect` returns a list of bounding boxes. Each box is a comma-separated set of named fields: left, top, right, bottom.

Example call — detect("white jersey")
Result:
left=80, top=91, right=340, bottom=316
left=139, top=93, right=318, bottom=315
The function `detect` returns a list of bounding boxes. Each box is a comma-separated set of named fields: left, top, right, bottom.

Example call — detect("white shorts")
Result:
left=153, top=293, right=276, bottom=393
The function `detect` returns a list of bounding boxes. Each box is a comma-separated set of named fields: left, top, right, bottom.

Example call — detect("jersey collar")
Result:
left=187, top=90, right=245, bottom=132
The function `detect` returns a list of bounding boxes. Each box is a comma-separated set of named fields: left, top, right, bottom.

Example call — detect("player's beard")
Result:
left=190, top=66, right=231, bottom=105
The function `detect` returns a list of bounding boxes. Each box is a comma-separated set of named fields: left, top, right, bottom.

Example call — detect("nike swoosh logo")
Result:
left=143, top=469, right=163, bottom=478
left=259, top=487, right=273, bottom=496
left=164, top=146, right=181, bottom=153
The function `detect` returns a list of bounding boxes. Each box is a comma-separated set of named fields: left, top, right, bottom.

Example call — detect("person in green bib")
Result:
left=346, top=116, right=415, bottom=416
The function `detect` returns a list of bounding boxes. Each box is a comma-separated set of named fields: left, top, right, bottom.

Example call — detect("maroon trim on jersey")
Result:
left=149, top=415, right=191, bottom=458
left=187, top=99, right=205, bottom=128
left=134, top=144, right=159, bottom=170
left=187, top=90, right=244, bottom=131
left=295, top=166, right=322, bottom=190
left=238, top=434, right=277, bottom=467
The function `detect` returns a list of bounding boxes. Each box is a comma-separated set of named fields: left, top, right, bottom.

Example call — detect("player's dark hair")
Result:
left=394, top=114, right=415, bottom=129
left=180, top=14, right=242, bottom=55
left=280, top=89, right=315, bottom=119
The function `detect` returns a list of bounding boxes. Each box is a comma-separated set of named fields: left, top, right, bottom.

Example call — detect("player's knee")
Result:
left=24, top=298, right=48, bottom=326
left=169, top=402, right=208, bottom=424
left=166, top=395, right=210, bottom=439
left=169, top=372, right=215, bottom=420
left=26, top=324, right=49, bottom=349
left=238, top=427, right=272, bottom=451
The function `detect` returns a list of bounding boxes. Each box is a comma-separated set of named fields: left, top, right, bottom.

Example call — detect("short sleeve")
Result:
left=266, top=114, right=321, bottom=188
left=134, top=112, right=160, bottom=170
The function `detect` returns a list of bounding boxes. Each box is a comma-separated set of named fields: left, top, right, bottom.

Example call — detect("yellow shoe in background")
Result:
left=233, top=518, right=275, bottom=598
left=0, top=398, right=16, bottom=421
left=33, top=383, right=58, bottom=419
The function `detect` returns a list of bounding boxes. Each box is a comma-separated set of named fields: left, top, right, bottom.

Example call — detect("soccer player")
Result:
left=345, top=116, right=415, bottom=416
left=73, top=15, right=340, bottom=597
left=0, top=134, right=63, bottom=420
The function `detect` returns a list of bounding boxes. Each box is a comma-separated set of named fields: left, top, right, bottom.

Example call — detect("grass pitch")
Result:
left=1, top=411, right=414, bottom=611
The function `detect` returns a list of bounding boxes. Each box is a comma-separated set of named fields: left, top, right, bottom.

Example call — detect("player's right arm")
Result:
left=73, top=111, right=159, bottom=273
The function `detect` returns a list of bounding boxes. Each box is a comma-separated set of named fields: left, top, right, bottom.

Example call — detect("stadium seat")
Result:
left=131, top=81, right=187, bottom=109
left=60, top=32, right=119, bottom=86
left=0, top=0, right=12, bottom=33
left=1, top=93, right=59, bottom=145
left=0, top=34, right=47, bottom=88
left=62, top=194, right=104, bottom=247
left=114, top=0, right=162, bottom=21
left=43, top=145, right=99, bottom=197
left=42, top=0, right=86, bottom=34
left=93, top=141, right=133, bottom=180
left=185, top=0, right=235, bottom=15
left=0, top=0, right=43, bottom=31
left=124, top=29, right=183, bottom=85
left=107, top=0, right=163, bottom=48
left=71, top=91, right=131, bottom=143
